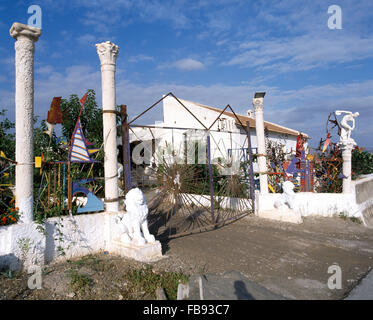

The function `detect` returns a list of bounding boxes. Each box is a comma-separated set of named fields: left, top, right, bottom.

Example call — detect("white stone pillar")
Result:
left=96, top=41, right=120, bottom=212
left=335, top=110, right=359, bottom=194
left=253, top=95, right=269, bottom=194
left=339, top=142, right=355, bottom=194
left=10, top=23, right=41, bottom=223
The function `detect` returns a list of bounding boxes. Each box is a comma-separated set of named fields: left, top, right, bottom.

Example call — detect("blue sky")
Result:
left=0, top=0, right=373, bottom=149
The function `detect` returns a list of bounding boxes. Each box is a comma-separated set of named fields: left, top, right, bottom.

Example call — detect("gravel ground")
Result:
left=1, top=215, right=373, bottom=300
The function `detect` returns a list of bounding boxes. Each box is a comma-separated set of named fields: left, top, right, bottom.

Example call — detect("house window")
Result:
left=227, top=147, right=257, bottom=162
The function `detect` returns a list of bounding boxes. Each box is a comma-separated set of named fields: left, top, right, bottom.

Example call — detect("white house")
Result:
left=126, top=95, right=308, bottom=174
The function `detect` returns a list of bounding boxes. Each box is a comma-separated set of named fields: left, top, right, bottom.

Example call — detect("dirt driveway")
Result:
left=1, top=215, right=372, bottom=300
left=164, top=215, right=373, bottom=299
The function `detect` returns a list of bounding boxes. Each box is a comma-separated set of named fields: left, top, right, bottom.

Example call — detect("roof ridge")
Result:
left=174, top=97, right=308, bottom=138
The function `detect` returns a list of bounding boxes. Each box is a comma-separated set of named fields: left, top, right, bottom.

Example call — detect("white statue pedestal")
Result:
left=338, top=140, right=356, bottom=194
left=258, top=181, right=303, bottom=224
left=110, top=238, right=163, bottom=262
left=258, top=209, right=303, bottom=224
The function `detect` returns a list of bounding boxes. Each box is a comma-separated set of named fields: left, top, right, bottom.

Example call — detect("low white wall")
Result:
left=257, top=192, right=360, bottom=218
left=352, top=173, right=373, bottom=227
left=0, top=211, right=123, bottom=271
left=0, top=221, right=45, bottom=270
left=181, top=193, right=252, bottom=212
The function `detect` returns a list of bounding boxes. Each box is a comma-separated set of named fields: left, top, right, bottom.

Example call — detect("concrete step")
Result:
left=178, top=271, right=286, bottom=300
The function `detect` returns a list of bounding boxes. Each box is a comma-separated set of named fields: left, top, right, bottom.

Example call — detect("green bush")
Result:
left=352, top=147, right=373, bottom=179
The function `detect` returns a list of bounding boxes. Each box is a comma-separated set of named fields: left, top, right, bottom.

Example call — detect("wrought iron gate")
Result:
left=120, top=93, right=255, bottom=239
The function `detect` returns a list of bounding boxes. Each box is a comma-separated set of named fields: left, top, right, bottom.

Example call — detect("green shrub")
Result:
left=352, top=147, right=373, bottom=179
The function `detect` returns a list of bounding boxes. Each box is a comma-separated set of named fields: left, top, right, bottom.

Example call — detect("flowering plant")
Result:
left=0, top=206, right=19, bottom=226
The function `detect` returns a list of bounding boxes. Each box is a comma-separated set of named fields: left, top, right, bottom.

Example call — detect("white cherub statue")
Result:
left=274, top=181, right=296, bottom=210
left=117, top=187, right=156, bottom=246
left=335, top=110, right=359, bottom=144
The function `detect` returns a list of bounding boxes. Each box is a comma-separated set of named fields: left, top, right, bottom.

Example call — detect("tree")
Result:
left=0, top=110, right=16, bottom=223
left=352, top=147, right=373, bottom=179
left=0, top=109, right=15, bottom=161
left=61, top=89, right=103, bottom=148
left=33, top=118, right=61, bottom=161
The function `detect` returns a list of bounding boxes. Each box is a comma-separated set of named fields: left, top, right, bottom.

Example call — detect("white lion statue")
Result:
left=274, top=181, right=296, bottom=210
left=117, top=187, right=156, bottom=246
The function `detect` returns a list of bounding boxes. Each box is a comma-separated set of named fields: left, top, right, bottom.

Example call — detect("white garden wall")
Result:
left=257, top=192, right=359, bottom=218
left=0, top=211, right=123, bottom=271
left=256, top=173, right=373, bottom=227
left=352, top=173, right=373, bottom=228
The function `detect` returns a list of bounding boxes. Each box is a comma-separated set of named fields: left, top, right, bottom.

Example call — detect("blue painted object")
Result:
left=77, top=191, right=104, bottom=213
left=286, top=155, right=299, bottom=174
left=72, top=179, right=104, bottom=213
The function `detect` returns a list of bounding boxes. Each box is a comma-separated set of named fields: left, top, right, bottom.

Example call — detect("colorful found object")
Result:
left=79, top=91, right=88, bottom=107
left=35, top=92, right=105, bottom=214
left=69, top=120, right=98, bottom=163
left=338, top=173, right=348, bottom=179
left=268, top=184, right=275, bottom=193
left=35, top=153, right=45, bottom=173
left=57, top=136, right=69, bottom=149
left=72, top=179, right=104, bottom=213
left=35, top=156, right=42, bottom=168
left=295, top=134, right=306, bottom=169
left=68, top=91, right=99, bottom=163
left=299, top=160, right=315, bottom=192
left=0, top=163, right=14, bottom=187
left=47, top=97, right=63, bottom=124
left=44, top=122, right=55, bottom=137
left=322, top=133, right=331, bottom=153
left=44, top=97, right=63, bottom=137
left=0, top=151, right=16, bottom=164
left=286, top=155, right=299, bottom=174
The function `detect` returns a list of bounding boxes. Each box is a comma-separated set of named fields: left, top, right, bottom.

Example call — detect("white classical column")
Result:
left=10, top=23, right=41, bottom=223
left=340, top=143, right=354, bottom=194
left=335, top=110, right=359, bottom=194
left=253, top=94, right=269, bottom=194
left=96, top=41, right=120, bottom=212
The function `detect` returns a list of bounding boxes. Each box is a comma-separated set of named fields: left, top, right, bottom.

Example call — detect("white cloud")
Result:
left=1, top=61, right=372, bottom=148
left=174, top=59, right=205, bottom=71
left=262, top=81, right=373, bottom=148
left=225, top=33, right=373, bottom=72
left=77, top=34, right=98, bottom=46
left=36, top=65, right=54, bottom=75
left=158, top=58, right=205, bottom=71
left=128, top=54, right=154, bottom=63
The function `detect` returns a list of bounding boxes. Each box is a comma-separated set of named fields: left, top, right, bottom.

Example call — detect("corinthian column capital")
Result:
left=253, top=97, right=264, bottom=112
left=10, top=22, right=41, bottom=42
left=96, top=41, right=119, bottom=66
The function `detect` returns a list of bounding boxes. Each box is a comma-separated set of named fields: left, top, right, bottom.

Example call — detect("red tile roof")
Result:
left=180, top=98, right=308, bottom=138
